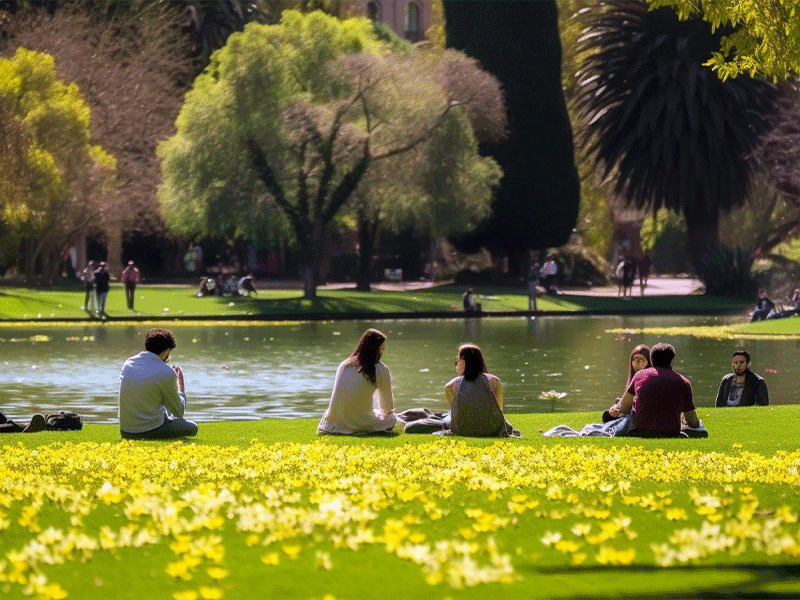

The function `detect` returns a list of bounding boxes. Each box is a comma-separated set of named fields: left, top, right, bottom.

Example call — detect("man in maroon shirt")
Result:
left=609, top=343, right=700, bottom=437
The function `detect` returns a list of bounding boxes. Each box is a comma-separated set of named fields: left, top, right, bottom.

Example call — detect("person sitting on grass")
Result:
left=462, top=288, right=477, bottom=312
left=118, top=328, right=198, bottom=440
left=0, top=411, right=46, bottom=433
left=317, top=328, right=396, bottom=435
left=603, top=344, right=651, bottom=423
left=715, top=350, right=769, bottom=407
left=445, top=343, right=518, bottom=437
left=606, top=342, right=700, bottom=438
left=751, top=288, right=776, bottom=321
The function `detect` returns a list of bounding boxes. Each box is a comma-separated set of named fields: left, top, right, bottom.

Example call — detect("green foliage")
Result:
left=640, top=210, right=692, bottom=274
left=0, top=48, right=115, bottom=271
left=698, top=245, right=757, bottom=299
left=160, top=10, right=503, bottom=297
left=545, top=245, right=611, bottom=287
left=443, top=0, right=581, bottom=266
left=650, top=0, right=800, bottom=80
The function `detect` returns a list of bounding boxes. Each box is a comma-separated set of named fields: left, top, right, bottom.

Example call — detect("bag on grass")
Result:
left=45, top=411, right=83, bottom=431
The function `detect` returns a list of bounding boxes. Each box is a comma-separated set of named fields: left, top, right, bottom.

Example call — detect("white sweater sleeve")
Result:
left=374, top=364, right=395, bottom=416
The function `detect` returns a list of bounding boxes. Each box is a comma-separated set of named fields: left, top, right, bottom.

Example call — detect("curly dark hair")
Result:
left=144, top=328, right=176, bottom=356
left=345, top=328, right=386, bottom=384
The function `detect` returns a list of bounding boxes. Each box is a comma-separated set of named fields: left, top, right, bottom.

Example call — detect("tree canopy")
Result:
left=159, top=10, right=503, bottom=297
left=443, top=0, right=581, bottom=275
left=0, top=47, right=115, bottom=280
left=575, top=0, right=777, bottom=278
left=650, top=0, right=800, bottom=80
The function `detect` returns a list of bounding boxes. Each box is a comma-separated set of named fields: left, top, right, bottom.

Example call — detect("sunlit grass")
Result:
left=2, top=408, right=800, bottom=599
left=0, top=284, right=746, bottom=321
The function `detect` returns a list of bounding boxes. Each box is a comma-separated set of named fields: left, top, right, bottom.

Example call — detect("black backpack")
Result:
left=45, top=411, right=83, bottom=431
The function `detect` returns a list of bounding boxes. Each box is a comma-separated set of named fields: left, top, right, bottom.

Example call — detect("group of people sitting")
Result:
left=317, top=329, right=517, bottom=437
left=2, top=328, right=770, bottom=441
left=751, top=287, right=800, bottom=321
left=196, top=274, right=257, bottom=298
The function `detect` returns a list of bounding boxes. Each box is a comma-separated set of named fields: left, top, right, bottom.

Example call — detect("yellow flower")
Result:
left=261, top=552, right=280, bottom=566
left=173, top=592, right=198, bottom=600
left=198, top=586, right=223, bottom=600
left=206, top=567, right=229, bottom=580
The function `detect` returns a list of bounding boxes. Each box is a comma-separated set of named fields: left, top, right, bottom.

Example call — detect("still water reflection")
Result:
left=0, top=316, right=796, bottom=424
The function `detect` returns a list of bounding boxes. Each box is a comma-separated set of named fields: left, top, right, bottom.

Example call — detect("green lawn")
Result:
left=0, top=283, right=748, bottom=321
left=3, top=407, right=800, bottom=599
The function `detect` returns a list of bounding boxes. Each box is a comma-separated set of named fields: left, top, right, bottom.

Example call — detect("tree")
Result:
left=1, top=2, right=193, bottom=276
left=650, top=0, right=800, bottom=80
left=348, top=49, right=505, bottom=290
left=0, top=48, right=115, bottom=281
left=574, top=0, right=777, bottom=279
left=159, top=10, right=504, bottom=298
left=443, top=0, right=581, bottom=276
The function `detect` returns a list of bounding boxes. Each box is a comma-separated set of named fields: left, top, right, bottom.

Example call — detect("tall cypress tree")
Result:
left=443, top=0, right=579, bottom=275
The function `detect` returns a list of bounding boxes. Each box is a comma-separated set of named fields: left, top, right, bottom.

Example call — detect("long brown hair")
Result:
left=628, top=344, right=651, bottom=384
left=345, top=328, right=386, bottom=384
left=459, top=343, right=488, bottom=381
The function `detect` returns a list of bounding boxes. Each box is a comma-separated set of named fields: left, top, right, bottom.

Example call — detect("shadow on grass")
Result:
left=524, top=563, right=800, bottom=599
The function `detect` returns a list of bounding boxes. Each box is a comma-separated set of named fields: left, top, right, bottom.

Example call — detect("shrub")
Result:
left=699, top=246, right=757, bottom=299
left=544, top=245, right=610, bottom=287
left=640, top=210, right=693, bottom=274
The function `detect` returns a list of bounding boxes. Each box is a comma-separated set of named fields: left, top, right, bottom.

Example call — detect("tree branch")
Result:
left=373, top=101, right=458, bottom=161
left=246, top=138, right=302, bottom=232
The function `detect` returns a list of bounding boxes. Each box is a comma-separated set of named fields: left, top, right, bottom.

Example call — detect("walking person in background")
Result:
left=540, top=258, right=559, bottom=294
left=638, top=253, right=652, bottom=294
left=622, top=255, right=637, bottom=297
left=318, top=328, right=396, bottom=435
left=94, top=261, right=110, bottom=317
left=81, top=260, right=97, bottom=315
left=121, top=260, right=141, bottom=311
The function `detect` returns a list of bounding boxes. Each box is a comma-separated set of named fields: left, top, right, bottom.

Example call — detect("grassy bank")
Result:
left=0, top=283, right=747, bottom=321
left=607, top=314, right=800, bottom=340
left=3, top=407, right=800, bottom=599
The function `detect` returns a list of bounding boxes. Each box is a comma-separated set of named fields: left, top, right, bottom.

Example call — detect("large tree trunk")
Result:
left=302, top=264, right=316, bottom=299
left=105, top=221, right=122, bottom=279
left=685, top=211, right=720, bottom=278
left=356, top=213, right=378, bottom=292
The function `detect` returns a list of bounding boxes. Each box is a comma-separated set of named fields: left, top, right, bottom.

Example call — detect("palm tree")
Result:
left=574, top=0, right=777, bottom=276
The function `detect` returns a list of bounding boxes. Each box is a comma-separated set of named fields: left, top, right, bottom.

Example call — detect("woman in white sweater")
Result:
left=317, top=328, right=397, bottom=435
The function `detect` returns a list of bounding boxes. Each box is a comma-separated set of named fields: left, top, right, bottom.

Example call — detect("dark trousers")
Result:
left=0, top=411, right=24, bottom=433
left=125, top=283, right=136, bottom=309
left=121, top=416, right=198, bottom=440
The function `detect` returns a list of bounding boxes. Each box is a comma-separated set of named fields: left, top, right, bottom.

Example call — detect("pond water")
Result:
left=0, top=316, right=796, bottom=424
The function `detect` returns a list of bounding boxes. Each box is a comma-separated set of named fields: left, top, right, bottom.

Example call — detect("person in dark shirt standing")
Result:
left=94, top=261, right=111, bottom=317
left=715, top=350, right=769, bottom=407
left=608, top=342, right=699, bottom=437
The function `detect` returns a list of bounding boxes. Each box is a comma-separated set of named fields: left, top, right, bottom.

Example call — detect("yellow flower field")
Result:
left=2, top=439, right=800, bottom=599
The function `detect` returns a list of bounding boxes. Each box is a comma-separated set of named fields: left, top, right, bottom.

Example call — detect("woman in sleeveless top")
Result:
left=445, top=343, right=511, bottom=437
left=603, top=344, right=651, bottom=422
left=318, top=328, right=396, bottom=435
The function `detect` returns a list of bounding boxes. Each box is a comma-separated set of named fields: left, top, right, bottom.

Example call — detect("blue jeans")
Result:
left=121, top=416, right=198, bottom=440
left=97, top=291, right=108, bottom=313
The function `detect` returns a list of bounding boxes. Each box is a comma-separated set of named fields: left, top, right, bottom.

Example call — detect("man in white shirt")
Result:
left=119, top=328, right=198, bottom=439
